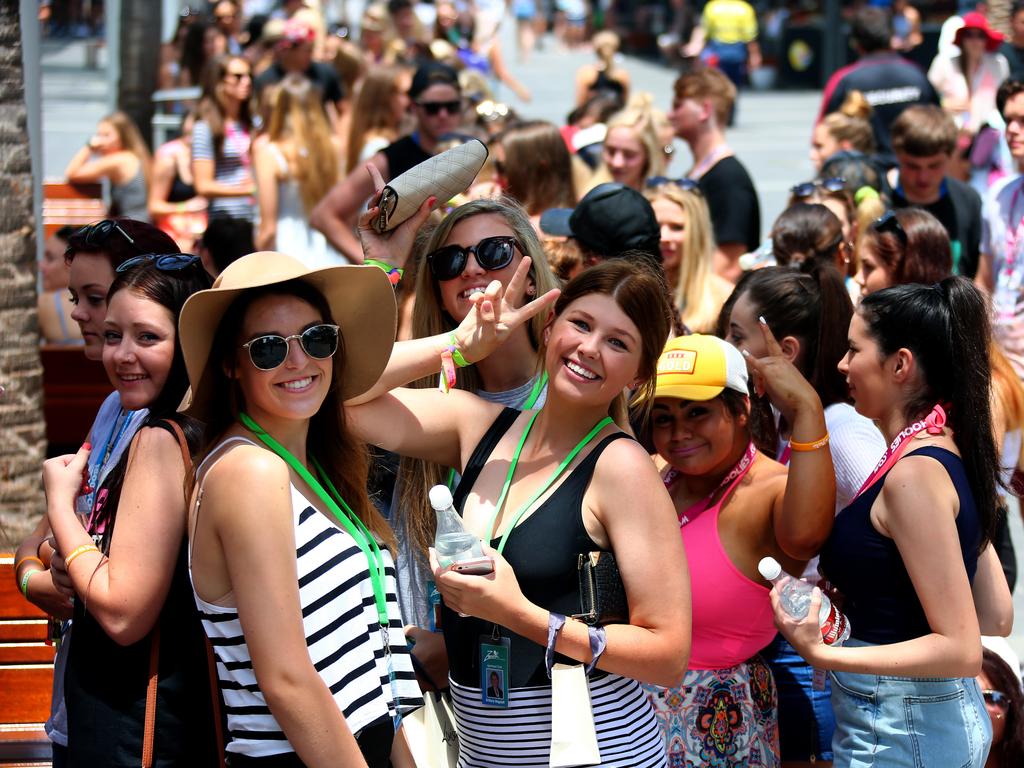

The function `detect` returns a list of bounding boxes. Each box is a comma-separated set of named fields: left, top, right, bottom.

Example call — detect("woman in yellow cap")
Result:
left=643, top=330, right=836, bottom=766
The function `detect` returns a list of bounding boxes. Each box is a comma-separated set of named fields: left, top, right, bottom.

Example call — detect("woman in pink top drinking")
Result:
left=643, top=332, right=836, bottom=766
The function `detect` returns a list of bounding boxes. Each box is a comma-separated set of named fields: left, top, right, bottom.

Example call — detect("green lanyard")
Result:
left=488, top=412, right=613, bottom=554
left=444, top=370, right=550, bottom=490
left=239, top=412, right=390, bottom=627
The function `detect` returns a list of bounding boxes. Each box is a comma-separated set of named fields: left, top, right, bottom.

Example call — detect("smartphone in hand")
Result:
left=449, top=556, right=494, bottom=575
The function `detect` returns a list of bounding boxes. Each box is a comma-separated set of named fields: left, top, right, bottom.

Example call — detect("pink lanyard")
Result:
left=687, top=144, right=730, bottom=181
left=853, top=403, right=947, bottom=499
left=665, top=441, right=757, bottom=527
left=777, top=443, right=792, bottom=467
left=225, top=121, right=251, bottom=169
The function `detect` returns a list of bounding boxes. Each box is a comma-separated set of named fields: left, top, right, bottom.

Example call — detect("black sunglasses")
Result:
left=115, top=253, right=202, bottom=273
left=66, top=219, right=136, bottom=255
left=872, top=210, right=908, bottom=248
left=646, top=176, right=701, bottom=192
left=417, top=100, right=461, bottom=116
left=983, top=689, right=1009, bottom=709
left=241, top=324, right=341, bottom=371
left=791, top=177, right=847, bottom=198
left=427, top=236, right=521, bottom=281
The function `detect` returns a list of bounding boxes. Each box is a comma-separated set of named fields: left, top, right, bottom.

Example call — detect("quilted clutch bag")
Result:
left=575, top=551, right=629, bottom=627
left=371, top=138, right=488, bottom=233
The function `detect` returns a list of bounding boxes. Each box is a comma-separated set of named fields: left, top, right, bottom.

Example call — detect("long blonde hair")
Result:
left=399, top=198, right=560, bottom=563
left=265, top=74, right=339, bottom=216
left=102, top=110, right=153, bottom=189
left=591, top=93, right=665, bottom=188
left=645, top=183, right=721, bottom=333
left=345, top=66, right=408, bottom=173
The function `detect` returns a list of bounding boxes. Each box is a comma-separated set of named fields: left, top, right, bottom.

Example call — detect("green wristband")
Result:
left=447, top=332, right=470, bottom=367
left=19, top=569, right=38, bottom=597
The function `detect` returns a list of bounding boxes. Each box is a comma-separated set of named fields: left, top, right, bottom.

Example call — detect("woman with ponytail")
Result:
left=719, top=261, right=885, bottom=765
left=774, top=277, right=1013, bottom=767
left=574, top=30, right=630, bottom=107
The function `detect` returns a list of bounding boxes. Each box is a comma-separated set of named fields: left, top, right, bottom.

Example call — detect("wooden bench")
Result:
left=41, top=181, right=105, bottom=240
left=40, top=345, right=111, bottom=458
left=0, top=556, right=55, bottom=766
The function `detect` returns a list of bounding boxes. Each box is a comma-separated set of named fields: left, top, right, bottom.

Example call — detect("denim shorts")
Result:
left=762, top=634, right=835, bottom=761
left=830, top=648, right=991, bottom=767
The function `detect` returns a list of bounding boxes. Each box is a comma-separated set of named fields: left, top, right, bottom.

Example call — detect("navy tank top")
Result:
left=819, top=447, right=981, bottom=645
left=443, top=407, right=629, bottom=688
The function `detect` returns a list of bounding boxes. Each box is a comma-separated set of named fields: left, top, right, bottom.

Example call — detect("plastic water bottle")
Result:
left=430, top=485, right=484, bottom=567
left=758, top=556, right=851, bottom=646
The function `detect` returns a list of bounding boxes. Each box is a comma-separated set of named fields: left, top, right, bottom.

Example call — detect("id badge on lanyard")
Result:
left=480, top=632, right=510, bottom=708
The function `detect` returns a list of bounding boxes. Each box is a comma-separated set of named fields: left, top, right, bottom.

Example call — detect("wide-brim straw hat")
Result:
left=179, top=251, right=396, bottom=422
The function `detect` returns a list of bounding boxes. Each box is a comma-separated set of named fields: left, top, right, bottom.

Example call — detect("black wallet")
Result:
left=574, top=551, right=628, bottom=626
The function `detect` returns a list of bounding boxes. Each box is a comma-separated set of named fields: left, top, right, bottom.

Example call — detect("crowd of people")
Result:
left=20, top=1, right=1024, bottom=767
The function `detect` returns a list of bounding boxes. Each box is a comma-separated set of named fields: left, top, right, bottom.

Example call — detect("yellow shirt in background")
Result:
left=702, top=0, right=758, bottom=45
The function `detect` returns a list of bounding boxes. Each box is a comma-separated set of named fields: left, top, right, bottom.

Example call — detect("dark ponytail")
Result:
left=859, top=277, right=999, bottom=548
left=732, top=263, right=853, bottom=408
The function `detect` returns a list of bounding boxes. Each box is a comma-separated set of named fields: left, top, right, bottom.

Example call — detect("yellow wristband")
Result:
left=15, top=555, right=44, bottom=573
left=789, top=433, right=830, bottom=452
left=64, top=544, right=101, bottom=570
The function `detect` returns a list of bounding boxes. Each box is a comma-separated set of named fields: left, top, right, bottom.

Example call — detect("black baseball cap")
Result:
left=409, top=62, right=461, bottom=100
left=541, top=183, right=661, bottom=261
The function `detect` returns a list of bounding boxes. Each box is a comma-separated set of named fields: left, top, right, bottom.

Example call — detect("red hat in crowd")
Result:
left=954, top=12, right=1004, bottom=53
left=277, top=18, right=315, bottom=50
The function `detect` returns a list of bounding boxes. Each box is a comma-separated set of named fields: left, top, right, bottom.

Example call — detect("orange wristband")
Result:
left=789, top=433, right=830, bottom=452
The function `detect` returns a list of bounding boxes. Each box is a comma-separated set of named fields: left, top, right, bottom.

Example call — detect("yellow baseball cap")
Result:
left=654, top=334, right=749, bottom=402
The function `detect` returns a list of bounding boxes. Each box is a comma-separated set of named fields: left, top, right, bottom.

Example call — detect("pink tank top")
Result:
left=667, top=447, right=777, bottom=670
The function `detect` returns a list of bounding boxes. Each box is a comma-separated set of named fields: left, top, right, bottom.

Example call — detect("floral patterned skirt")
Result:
left=643, top=656, right=780, bottom=768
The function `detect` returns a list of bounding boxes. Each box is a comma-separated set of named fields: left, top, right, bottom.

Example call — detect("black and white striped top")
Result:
left=190, top=438, right=422, bottom=758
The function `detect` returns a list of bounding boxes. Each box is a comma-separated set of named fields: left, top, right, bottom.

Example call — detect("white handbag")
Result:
left=372, top=139, right=488, bottom=233
left=403, top=691, right=460, bottom=768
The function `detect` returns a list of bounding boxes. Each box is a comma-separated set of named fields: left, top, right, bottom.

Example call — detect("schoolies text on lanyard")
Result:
left=664, top=441, right=757, bottom=527
left=239, top=412, right=406, bottom=728
left=854, top=403, right=947, bottom=498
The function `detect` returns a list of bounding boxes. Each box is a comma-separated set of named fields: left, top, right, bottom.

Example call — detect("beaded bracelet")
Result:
left=790, top=433, right=830, bottom=452
left=64, top=544, right=101, bottom=570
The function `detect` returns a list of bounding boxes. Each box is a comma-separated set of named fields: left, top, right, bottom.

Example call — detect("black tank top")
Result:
left=381, top=135, right=432, bottom=179
left=167, top=167, right=196, bottom=203
left=443, top=407, right=629, bottom=688
left=818, top=447, right=981, bottom=645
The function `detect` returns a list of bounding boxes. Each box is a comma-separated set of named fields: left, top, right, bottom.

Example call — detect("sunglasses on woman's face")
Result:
left=983, top=689, right=1009, bottom=710
left=241, top=324, right=340, bottom=371
left=427, top=236, right=521, bottom=281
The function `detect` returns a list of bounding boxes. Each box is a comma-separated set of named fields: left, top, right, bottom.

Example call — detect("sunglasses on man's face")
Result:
left=417, top=100, right=461, bottom=116
left=427, top=236, right=521, bottom=281
left=241, top=324, right=341, bottom=371
left=791, top=177, right=847, bottom=198
left=66, top=219, right=136, bottom=256
left=115, top=253, right=202, bottom=273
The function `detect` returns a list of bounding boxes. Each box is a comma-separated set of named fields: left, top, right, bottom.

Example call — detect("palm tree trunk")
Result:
left=0, top=3, right=46, bottom=544
left=117, top=0, right=161, bottom=149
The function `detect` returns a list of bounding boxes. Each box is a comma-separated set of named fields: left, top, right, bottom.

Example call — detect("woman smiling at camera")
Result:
left=178, top=253, right=423, bottom=767
left=43, top=254, right=218, bottom=766
left=345, top=230, right=690, bottom=765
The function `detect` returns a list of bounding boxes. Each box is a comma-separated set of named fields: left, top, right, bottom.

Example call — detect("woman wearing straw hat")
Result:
left=178, top=253, right=423, bottom=766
